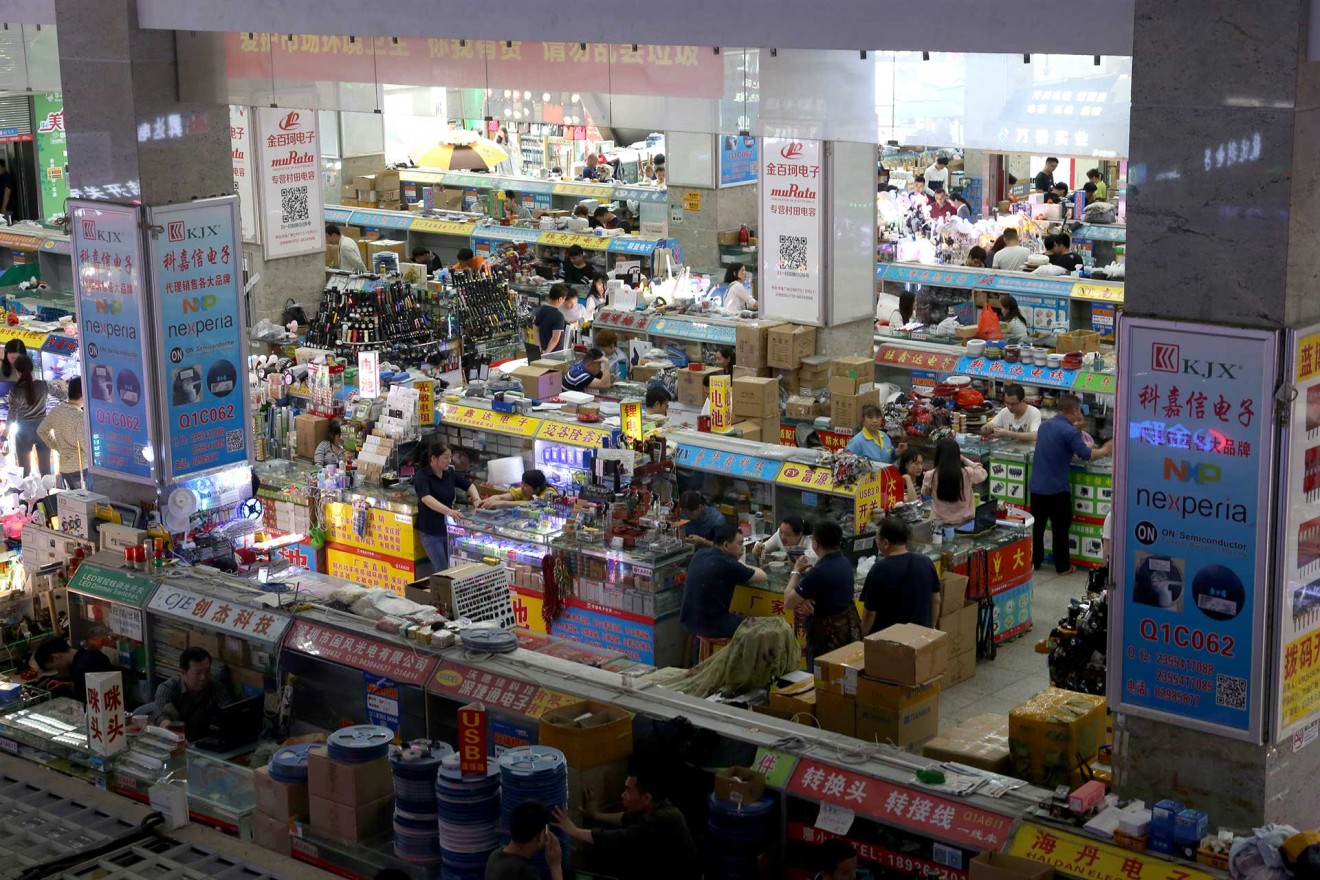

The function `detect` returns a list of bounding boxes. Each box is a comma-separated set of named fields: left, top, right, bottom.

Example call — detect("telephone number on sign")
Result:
left=178, top=406, right=234, bottom=429
left=1139, top=619, right=1235, bottom=657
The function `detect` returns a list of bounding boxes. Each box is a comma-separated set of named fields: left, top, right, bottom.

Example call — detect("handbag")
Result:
left=280, top=298, right=308, bottom=327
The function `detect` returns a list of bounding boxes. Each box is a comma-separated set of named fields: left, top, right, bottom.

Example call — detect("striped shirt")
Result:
left=38, top=402, right=85, bottom=474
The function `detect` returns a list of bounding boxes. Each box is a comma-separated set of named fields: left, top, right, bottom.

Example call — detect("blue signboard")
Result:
left=719, top=135, right=759, bottom=186
left=149, top=197, right=250, bottom=479
left=324, top=206, right=353, bottom=224
left=476, top=225, right=541, bottom=245
left=676, top=444, right=779, bottom=482
left=876, top=263, right=1081, bottom=299
left=1113, top=318, right=1276, bottom=742
left=955, top=356, right=1076, bottom=390
left=364, top=673, right=401, bottom=733
left=491, top=715, right=535, bottom=755
left=648, top=316, right=737, bottom=345
left=350, top=210, right=412, bottom=231
left=71, top=201, right=156, bottom=481
left=1074, top=224, right=1126, bottom=242
left=607, top=238, right=659, bottom=256
left=549, top=604, right=659, bottom=664
left=1010, top=292, right=1070, bottom=333
left=617, top=185, right=670, bottom=204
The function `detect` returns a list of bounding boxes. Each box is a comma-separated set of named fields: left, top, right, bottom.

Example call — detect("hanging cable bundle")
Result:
left=540, top=553, right=573, bottom=630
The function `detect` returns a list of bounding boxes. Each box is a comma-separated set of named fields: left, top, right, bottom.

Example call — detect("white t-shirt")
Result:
left=723, top=281, right=757, bottom=312
left=991, top=404, right=1042, bottom=434
left=924, top=164, right=949, bottom=187
left=338, top=237, right=367, bottom=272
left=993, top=246, right=1032, bottom=271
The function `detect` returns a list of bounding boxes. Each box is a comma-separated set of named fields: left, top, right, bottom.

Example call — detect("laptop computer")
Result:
left=193, top=696, right=264, bottom=752
left=956, top=500, right=999, bottom=535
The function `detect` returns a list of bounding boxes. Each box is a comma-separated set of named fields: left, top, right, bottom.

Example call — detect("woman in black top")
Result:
left=413, top=443, right=481, bottom=573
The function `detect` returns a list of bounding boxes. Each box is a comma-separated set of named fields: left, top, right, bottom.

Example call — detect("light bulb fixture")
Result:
left=922, top=51, right=930, bottom=61
left=1023, top=53, right=1030, bottom=63
left=504, top=107, right=512, bottom=117
left=524, top=90, right=531, bottom=100
left=571, top=93, right=580, bottom=104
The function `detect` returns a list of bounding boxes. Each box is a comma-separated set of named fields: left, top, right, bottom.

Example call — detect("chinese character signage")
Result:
left=33, top=92, right=68, bottom=222
left=622, top=401, right=643, bottom=442
left=66, top=563, right=156, bottom=606
left=675, top=444, right=779, bottom=481
left=445, top=404, right=542, bottom=437
left=148, top=584, right=291, bottom=644
left=720, top=134, right=759, bottom=187
left=710, top=375, right=733, bottom=431
left=147, top=197, right=251, bottom=479
left=289, top=620, right=438, bottom=685
left=1009, top=822, right=1215, bottom=880
left=458, top=703, right=489, bottom=771
left=1275, top=324, right=1320, bottom=740
left=256, top=107, right=324, bottom=259
left=71, top=201, right=157, bottom=482
left=1113, top=317, right=1276, bottom=742
left=229, top=106, right=259, bottom=243
left=759, top=138, right=824, bottom=326
left=86, top=671, right=128, bottom=757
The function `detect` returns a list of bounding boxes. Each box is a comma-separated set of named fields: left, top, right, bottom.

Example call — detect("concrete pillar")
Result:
left=1114, top=0, right=1320, bottom=829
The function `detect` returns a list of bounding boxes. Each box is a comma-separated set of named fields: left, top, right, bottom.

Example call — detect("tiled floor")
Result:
left=939, top=568, right=1091, bottom=730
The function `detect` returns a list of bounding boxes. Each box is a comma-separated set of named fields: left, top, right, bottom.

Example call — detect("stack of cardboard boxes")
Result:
left=538, top=701, right=633, bottom=826
left=937, top=572, right=979, bottom=686
left=729, top=376, right=781, bottom=441
left=922, top=713, right=1011, bottom=773
left=344, top=170, right=401, bottom=209
left=830, top=356, right=880, bottom=428
left=253, top=761, right=311, bottom=857
left=307, top=745, right=395, bottom=843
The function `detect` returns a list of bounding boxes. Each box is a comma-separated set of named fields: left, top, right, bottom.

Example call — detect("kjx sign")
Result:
left=167, top=221, right=185, bottom=242
left=1152, top=343, right=1179, bottom=373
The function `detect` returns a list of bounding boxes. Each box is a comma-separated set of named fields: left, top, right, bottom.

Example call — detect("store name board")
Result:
left=325, top=544, right=418, bottom=595
left=787, top=759, right=1011, bottom=849
left=877, top=346, right=961, bottom=373
left=289, top=620, right=437, bottom=685
left=538, top=230, right=609, bottom=251
left=66, top=564, right=155, bottom=606
left=957, top=356, right=1077, bottom=390
left=458, top=703, right=488, bottom=772
left=432, top=661, right=579, bottom=718
left=777, top=463, right=854, bottom=496
left=854, top=468, right=900, bottom=525
left=1113, top=318, right=1275, bottom=742
left=443, top=404, right=541, bottom=437
left=535, top=420, right=614, bottom=448
left=675, top=445, right=778, bottom=481
left=751, top=747, right=799, bottom=788
left=646, top=316, right=737, bottom=345
left=788, top=823, right=967, bottom=880
left=587, top=309, right=652, bottom=333
left=148, top=584, right=290, bottom=644
left=256, top=107, right=324, bottom=259
left=511, top=589, right=662, bottom=664
left=1010, top=822, right=1214, bottom=880
left=323, top=503, right=420, bottom=562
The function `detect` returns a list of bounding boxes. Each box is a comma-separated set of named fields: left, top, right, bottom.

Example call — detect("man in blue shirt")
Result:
left=844, top=404, right=895, bottom=463
left=1029, top=395, right=1112, bottom=573
left=680, top=526, right=767, bottom=639
left=678, top=491, right=728, bottom=547
left=562, top=348, right=612, bottom=393
left=786, top=520, right=861, bottom=660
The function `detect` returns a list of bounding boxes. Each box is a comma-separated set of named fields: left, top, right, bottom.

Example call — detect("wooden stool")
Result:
left=686, top=634, right=731, bottom=667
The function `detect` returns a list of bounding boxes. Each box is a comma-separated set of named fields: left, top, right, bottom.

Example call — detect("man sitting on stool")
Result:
left=152, top=647, right=234, bottom=741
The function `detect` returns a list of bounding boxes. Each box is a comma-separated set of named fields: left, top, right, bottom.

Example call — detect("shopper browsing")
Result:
left=1049, top=231, right=1085, bottom=272
left=679, top=525, right=766, bottom=639
left=592, top=205, right=622, bottom=230
left=860, top=517, right=942, bottom=635
left=8, top=354, right=61, bottom=477
left=929, top=186, right=958, bottom=219
left=38, top=376, right=86, bottom=488
left=413, top=442, right=481, bottom=573
left=326, top=224, right=367, bottom=273
left=895, top=448, right=925, bottom=502
left=991, top=228, right=1032, bottom=271
left=984, top=383, right=1042, bottom=441
left=784, top=520, right=862, bottom=660
left=1044, top=182, right=1069, bottom=205
left=33, top=637, right=114, bottom=704
left=924, top=155, right=951, bottom=190
left=314, top=422, right=344, bottom=468
left=845, top=404, right=896, bottom=463
left=678, top=491, right=729, bottom=546
left=534, top=285, right=569, bottom=354
left=451, top=247, right=490, bottom=276
left=152, top=647, right=234, bottom=741
left=488, top=801, right=563, bottom=880
left=561, top=245, right=595, bottom=285
left=1029, top=395, right=1112, bottom=573
left=722, top=263, right=758, bottom=312
left=562, top=348, right=613, bottom=392
left=752, top=515, right=809, bottom=559
left=922, top=437, right=987, bottom=526
left=592, top=328, right=628, bottom=378
left=1034, top=157, right=1059, bottom=192
left=950, top=190, right=974, bottom=220
left=480, top=470, right=554, bottom=509
left=911, top=175, right=933, bottom=204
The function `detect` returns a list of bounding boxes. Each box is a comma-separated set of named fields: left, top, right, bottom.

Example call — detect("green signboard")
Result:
left=33, top=92, right=69, bottom=223
left=1072, top=370, right=1116, bottom=395
left=66, top=563, right=155, bottom=607
left=750, top=747, right=800, bottom=788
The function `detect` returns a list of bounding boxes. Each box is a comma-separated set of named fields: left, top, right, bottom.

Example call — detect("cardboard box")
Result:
left=767, top=324, right=817, bottom=369
left=831, top=388, right=880, bottom=429
left=799, top=355, right=832, bottom=391
left=753, top=414, right=782, bottom=443
left=946, top=648, right=978, bottom=687
left=856, top=686, right=939, bottom=746
left=814, top=641, right=867, bottom=695
left=856, top=675, right=940, bottom=710
left=530, top=358, right=570, bottom=375
left=254, top=765, right=310, bottom=821
left=815, top=689, right=855, bottom=737
left=732, top=365, right=773, bottom=379
left=678, top=365, right=721, bottom=408
left=829, top=374, right=874, bottom=396
left=778, top=368, right=802, bottom=396
left=630, top=363, right=664, bottom=383
left=940, top=572, right=970, bottom=608
left=510, top=364, right=563, bottom=400
left=785, top=395, right=822, bottom=421
left=1008, top=688, right=1107, bottom=787
left=733, top=376, right=780, bottom=419
left=769, top=675, right=817, bottom=718
left=537, top=700, right=633, bottom=769
left=970, top=852, right=1054, bottom=880
left=721, top=420, right=762, bottom=442
left=736, top=321, right=785, bottom=369
left=221, top=635, right=250, bottom=668
left=187, top=628, right=221, bottom=657
left=864, top=624, right=949, bottom=686
left=325, top=244, right=339, bottom=266
left=714, top=767, right=766, bottom=805
left=922, top=713, right=1010, bottom=773
left=565, top=760, right=629, bottom=826
left=938, top=602, right=979, bottom=658
left=295, top=414, right=331, bottom=459
left=832, top=355, right=875, bottom=380
left=307, top=747, right=392, bottom=806
left=310, top=794, right=393, bottom=841
left=253, top=811, right=292, bottom=856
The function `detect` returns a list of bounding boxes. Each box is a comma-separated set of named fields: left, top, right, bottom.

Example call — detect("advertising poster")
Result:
left=719, top=134, right=759, bottom=187
left=33, top=92, right=68, bottom=221
left=1275, top=324, right=1320, bottom=741
left=364, top=673, right=401, bottom=736
left=759, top=138, right=824, bottom=326
left=71, top=201, right=156, bottom=482
left=1112, top=317, right=1277, bottom=742
left=256, top=106, right=324, bottom=258
left=229, top=106, right=259, bottom=243
left=147, top=197, right=251, bottom=479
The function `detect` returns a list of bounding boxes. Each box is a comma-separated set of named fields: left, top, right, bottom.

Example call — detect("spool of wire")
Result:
left=327, top=725, right=394, bottom=763
left=268, top=743, right=315, bottom=785
left=705, top=793, right=776, bottom=879
left=499, top=746, right=570, bottom=879
left=391, top=740, right=452, bottom=864
left=461, top=628, right=520, bottom=654
left=436, top=755, right=502, bottom=880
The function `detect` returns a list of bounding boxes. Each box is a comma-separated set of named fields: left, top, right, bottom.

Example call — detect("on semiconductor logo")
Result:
left=1136, top=486, right=1247, bottom=523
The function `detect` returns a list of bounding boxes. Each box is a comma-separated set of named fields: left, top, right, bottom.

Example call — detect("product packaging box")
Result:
left=736, top=321, right=785, bottom=369
left=829, top=374, right=874, bottom=397
left=253, top=811, right=292, bottom=856
left=630, top=363, right=664, bottom=383
left=785, top=395, right=822, bottom=421
left=945, top=649, right=978, bottom=686
left=721, top=420, right=762, bottom=442
left=530, top=358, right=571, bottom=376
left=864, top=624, right=949, bottom=685
left=831, top=388, right=881, bottom=431
left=938, top=602, right=979, bottom=658
left=969, top=851, right=1055, bottom=880
left=254, top=765, right=310, bottom=821
left=310, top=794, right=393, bottom=841
left=732, top=376, right=780, bottom=419
left=769, top=673, right=817, bottom=718
left=537, top=700, right=633, bottom=769
left=832, top=355, right=876, bottom=380
left=714, top=767, right=767, bottom=804
left=922, top=713, right=1010, bottom=773
left=767, top=324, right=818, bottom=369
left=733, top=365, right=774, bottom=379
left=798, top=355, right=832, bottom=392
left=814, top=641, right=867, bottom=695
left=856, top=689, right=940, bottom=746
left=307, top=747, right=392, bottom=806
left=565, top=760, right=629, bottom=826
left=753, top=414, right=782, bottom=443
left=678, top=366, right=721, bottom=407
left=778, top=368, right=802, bottom=396
left=295, top=414, right=331, bottom=459
left=940, top=572, right=970, bottom=607
left=815, top=689, right=856, bottom=737
left=510, top=364, right=563, bottom=400
left=1008, top=687, right=1107, bottom=786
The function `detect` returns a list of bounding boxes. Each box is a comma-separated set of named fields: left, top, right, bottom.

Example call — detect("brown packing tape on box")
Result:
left=813, top=641, right=867, bottom=695
left=767, top=324, right=817, bottom=370
left=922, top=713, right=1009, bottom=773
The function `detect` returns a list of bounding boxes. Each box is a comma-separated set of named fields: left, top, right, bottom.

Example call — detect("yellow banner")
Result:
left=551, top=182, right=613, bottom=198
left=412, top=218, right=475, bottom=236
left=1009, top=822, right=1215, bottom=880
left=0, top=328, right=50, bottom=350
left=1071, top=282, right=1125, bottom=304
left=441, top=403, right=541, bottom=437
left=1281, top=629, right=1320, bottom=727
left=323, top=502, right=421, bottom=561
left=325, top=544, right=421, bottom=595
left=1298, top=331, right=1320, bottom=382
left=776, top=462, right=855, bottom=496
left=710, top=375, right=733, bottom=431
left=622, top=402, right=643, bottom=442
left=537, top=230, right=609, bottom=250
left=535, top=420, right=613, bottom=447
left=416, top=379, right=436, bottom=426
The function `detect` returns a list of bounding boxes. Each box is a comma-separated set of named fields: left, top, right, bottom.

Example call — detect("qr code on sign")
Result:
left=1216, top=674, right=1248, bottom=710
left=280, top=186, right=309, bottom=224
left=226, top=430, right=245, bottom=453
left=777, top=235, right=808, bottom=272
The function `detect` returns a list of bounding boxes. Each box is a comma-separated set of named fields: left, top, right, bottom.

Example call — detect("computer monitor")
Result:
left=195, top=695, right=264, bottom=752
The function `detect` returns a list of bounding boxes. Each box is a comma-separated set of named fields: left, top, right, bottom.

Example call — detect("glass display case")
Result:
left=448, top=506, right=569, bottom=596
left=185, top=745, right=257, bottom=838
left=0, top=694, right=119, bottom=783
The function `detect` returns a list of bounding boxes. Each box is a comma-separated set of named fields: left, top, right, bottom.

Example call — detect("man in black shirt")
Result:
left=1034, top=157, right=1059, bottom=193
left=860, top=517, right=942, bottom=635
left=34, top=637, right=114, bottom=704
left=561, top=245, right=594, bottom=285
left=0, top=159, right=15, bottom=221
left=487, top=801, right=563, bottom=880
left=1048, top=232, right=1085, bottom=272
left=533, top=285, right=569, bottom=354
left=409, top=247, right=443, bottom=276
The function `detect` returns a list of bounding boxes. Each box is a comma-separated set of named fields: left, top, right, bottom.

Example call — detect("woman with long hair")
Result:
left=995, top=293, right=1030, bottom=344
left=7, top=354, right=58, bottom=476
left=722, top=262, right=757, bottom=312
left=895, top=447, right=925, bottom=503
left=0, top=338, right=26, bottom=395
left=921, top=437, right=987, bottom=525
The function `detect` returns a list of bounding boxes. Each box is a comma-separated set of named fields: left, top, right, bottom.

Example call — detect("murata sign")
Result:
left=255, top=107, right=323, bottom=259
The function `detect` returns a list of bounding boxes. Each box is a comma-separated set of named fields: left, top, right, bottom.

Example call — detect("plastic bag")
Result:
left=976, top=303, right=1004, bottom=341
